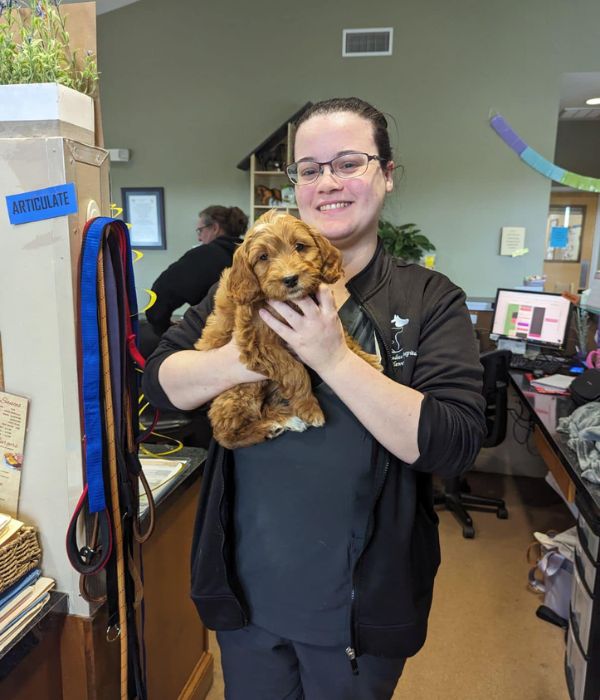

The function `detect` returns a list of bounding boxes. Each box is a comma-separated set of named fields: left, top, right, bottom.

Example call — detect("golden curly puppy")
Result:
left=195, top=210, right=381, bottom=449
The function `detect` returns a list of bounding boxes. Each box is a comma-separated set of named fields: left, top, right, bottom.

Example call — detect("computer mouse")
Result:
left=532, top=369, right=545, bottom=379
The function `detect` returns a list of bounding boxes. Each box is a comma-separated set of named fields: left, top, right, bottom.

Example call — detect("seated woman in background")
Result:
left=145, top=205, right=248, bottom=336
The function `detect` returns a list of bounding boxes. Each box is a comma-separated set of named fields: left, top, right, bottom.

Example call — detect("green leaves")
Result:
left=0, top=0, right=99, bottom=96
left=377, top=220, right=436, bottom=262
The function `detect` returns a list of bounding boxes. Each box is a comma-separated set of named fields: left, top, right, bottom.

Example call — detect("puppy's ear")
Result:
left=310, top=229, right=343, bottom=284
left=227, top=246, right=262, bottom=304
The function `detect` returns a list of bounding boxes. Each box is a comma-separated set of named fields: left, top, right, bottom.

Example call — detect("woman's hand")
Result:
left=258, top=284, right=349, bottom=375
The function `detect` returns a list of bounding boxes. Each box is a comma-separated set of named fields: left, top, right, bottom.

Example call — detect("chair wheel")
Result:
left=497, top=508, right=508, bottom=519
left=462, top=525, right=475, bottom=539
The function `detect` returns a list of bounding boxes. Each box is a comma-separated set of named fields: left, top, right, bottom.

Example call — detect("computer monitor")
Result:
left=491, top=288, right=572, bottom=350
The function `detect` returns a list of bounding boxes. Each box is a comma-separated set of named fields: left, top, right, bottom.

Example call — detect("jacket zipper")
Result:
left=347, top=452, right=391, bottom=673
left=346, top=300, right=394, bottom=671
left=345, top=642, right=358, bottom=675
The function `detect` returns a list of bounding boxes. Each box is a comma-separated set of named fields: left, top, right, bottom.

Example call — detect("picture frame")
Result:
left=121, top=187, right=166, bottom=249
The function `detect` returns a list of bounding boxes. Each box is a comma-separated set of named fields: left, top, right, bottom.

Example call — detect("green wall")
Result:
left=97, top=0, right=600, bottom=303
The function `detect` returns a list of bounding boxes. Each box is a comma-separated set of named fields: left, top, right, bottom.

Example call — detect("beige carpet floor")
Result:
left=206, top=473, right=574, bottom=699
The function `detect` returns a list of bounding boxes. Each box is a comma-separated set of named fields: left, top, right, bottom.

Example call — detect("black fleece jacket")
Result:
left=145, top=235, right=239, bottom=335
left=142, top=240, right=486, bottom=660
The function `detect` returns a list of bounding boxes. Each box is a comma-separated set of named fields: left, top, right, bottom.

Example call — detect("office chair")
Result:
left=434, top=348, right=511, bottom=538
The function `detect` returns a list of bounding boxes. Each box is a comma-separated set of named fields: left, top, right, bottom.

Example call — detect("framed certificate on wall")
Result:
left=122, top=187, right=166, bottom=249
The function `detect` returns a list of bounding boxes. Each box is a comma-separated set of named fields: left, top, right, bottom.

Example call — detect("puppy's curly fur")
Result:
left=195, top=210, right=381, bottom=449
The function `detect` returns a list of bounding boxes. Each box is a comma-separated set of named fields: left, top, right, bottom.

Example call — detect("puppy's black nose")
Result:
left=282, top=275, right=299, bottom=288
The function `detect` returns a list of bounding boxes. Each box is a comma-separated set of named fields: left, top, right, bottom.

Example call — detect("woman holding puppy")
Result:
left=143, top=98, right=485, bottom=699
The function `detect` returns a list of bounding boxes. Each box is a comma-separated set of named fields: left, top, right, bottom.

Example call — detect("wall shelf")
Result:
left=237, top=103, right=312, bottom=223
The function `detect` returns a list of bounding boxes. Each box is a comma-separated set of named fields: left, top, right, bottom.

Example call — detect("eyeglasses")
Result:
left=286, top=152, right=385, bottom=186
left=196, top=223, right=212, bottom=234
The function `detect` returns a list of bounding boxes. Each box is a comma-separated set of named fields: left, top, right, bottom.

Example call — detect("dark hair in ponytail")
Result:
left=200, top=206, right=249, bottom=238
left=294, top=97, right=393, bottom=166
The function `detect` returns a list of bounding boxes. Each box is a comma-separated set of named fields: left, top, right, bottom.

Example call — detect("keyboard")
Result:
left=509, top=355, right=566, bottom=375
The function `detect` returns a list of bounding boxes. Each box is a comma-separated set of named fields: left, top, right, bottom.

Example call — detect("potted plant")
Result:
left=378, top=219, right=436, bottom=264
left=0, top=0, right=99, bottom=144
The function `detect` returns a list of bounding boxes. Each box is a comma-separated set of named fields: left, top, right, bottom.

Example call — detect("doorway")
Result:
left=543, top=191, right=598, bottom=293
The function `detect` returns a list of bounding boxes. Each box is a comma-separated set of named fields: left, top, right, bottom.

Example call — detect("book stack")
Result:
left=0, top=513, right=54, bottom=652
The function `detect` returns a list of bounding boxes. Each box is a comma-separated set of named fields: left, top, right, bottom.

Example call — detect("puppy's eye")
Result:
left=258, top=253, right=268, bottom=261
left=295, top=243, right=306, bottom=252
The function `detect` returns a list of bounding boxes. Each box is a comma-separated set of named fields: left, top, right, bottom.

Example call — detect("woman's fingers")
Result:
left=316, top=284, right=336, bottom=313
left=265, top=299, right=298, bottom=324
left=258, top=307, right=294, bottom=342
left=259, top=289, right=344, bottom=373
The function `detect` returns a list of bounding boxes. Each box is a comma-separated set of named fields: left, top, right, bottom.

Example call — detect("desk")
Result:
left=510, top=372, right=600, bottom=700
left=510, top=372, right=600, bottom=517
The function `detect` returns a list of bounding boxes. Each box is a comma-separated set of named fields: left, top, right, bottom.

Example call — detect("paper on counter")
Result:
left=139, top=458, right=186, bottom=502
left=530, top=374, right=574, bottom=391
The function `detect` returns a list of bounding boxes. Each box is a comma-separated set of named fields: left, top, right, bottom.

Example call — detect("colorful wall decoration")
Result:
left=490, top=114, right=600, bottom=193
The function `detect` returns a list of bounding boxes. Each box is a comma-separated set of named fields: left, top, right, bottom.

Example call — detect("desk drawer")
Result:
left=575, top=537, right=597, bottom=595
left=570, top=567, right=594, bottom=655
left=566, top=626, right=588, bottom=700
left=533, top=428, right=576, bottom=502
left=577, top=514, right=599, bottom=562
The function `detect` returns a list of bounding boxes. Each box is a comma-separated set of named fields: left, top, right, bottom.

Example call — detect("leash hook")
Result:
left=106, top=623, right=121, bottom=642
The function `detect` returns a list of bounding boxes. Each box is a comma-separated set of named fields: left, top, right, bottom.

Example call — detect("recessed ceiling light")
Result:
left=585, top=97, right=600, bottom=105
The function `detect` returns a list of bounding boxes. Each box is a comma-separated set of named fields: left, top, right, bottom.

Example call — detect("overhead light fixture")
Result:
left=585, top=97, right=600, bottom=105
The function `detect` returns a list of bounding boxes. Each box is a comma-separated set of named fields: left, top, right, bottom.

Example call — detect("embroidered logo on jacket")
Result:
left=390, top=315, right=417, bottom=368
left=391, top=315, right=409, bottom=330
left=391, top=315, right=409, bottom=353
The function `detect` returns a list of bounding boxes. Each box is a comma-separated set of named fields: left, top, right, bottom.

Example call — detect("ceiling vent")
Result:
left=342, top=28, right=393, bottom=57
left=559, top=107, right=600, bottom=120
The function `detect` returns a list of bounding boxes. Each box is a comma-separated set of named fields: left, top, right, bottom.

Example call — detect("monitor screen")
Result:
left=491, top=288, right=572, bottom=349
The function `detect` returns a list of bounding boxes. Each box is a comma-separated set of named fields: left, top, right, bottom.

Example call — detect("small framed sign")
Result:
left=122, top=187, right=166, bottom=249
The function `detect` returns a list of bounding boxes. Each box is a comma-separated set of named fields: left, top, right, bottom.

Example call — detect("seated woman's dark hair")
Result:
left=200, top=206, right=248, bottom=238
left=294, top=97, right=393, bottom=166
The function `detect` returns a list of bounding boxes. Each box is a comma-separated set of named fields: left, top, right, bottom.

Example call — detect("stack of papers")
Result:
left=0, top=570, right=54, bottom=650
left=0, top=513, right=23, bottom=546
left=530, top=373, right=574, bottom=393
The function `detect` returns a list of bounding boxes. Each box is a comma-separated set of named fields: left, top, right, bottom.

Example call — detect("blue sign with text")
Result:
left=550, top=226, right=568, bottom=249
left=6, top=183, right=78, bottom=225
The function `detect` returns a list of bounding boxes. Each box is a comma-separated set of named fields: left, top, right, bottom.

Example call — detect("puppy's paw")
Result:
left=295, top=402, right=325, bottom=428
left=284, top=416, right=308, bottom=433
left=267, top=423, right=285, bottom=439
left=307, top=412, right=325, bottom=428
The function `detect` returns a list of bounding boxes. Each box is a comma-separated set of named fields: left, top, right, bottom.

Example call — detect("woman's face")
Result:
left=293, top=112, right=394, bottom=250
left=196, top=217, right=221, bottom=244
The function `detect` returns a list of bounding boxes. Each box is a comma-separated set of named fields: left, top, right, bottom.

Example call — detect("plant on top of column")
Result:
left=0, top=0, right=99, bottom=96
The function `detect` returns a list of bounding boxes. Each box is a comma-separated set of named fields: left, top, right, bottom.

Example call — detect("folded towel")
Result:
left=557, top=402, right=600, bottom=484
